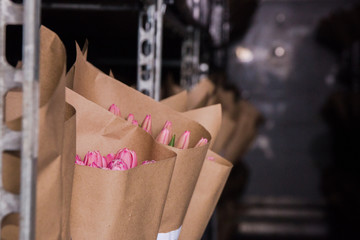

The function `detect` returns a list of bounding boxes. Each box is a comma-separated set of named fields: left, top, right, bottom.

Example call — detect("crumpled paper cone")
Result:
left=216, top=86, right=238, bottom=119
left=66, top=88, right=177, bottom=240
left=2, top=26, right=72, bottom=239
left=182, top=104, right=222, bottom=148
left=160, top=91, right=188, bottom=112
left=187, top=77, right=215, bottom=110
left=179, top=150, right=232, bottom=240
left=224, top=100, right=263, bottom=162
left=163, top=92, right=234, bottom=240
left=212, top=111, right=236, bottom=154
left=70, top=45, right=211, bottom=235
left=61, top=103, right=76, bottom=239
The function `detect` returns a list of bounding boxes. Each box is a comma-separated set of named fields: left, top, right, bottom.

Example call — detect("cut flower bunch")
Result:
left=108, top=103, right=209, bottom=149
left=75, top=148, right=155, bottom=170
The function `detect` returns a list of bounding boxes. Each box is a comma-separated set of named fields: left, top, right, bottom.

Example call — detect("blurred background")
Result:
left=6, top=0, right=360, bottom=239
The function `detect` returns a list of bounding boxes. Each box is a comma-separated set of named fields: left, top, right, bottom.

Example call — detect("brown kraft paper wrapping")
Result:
left=66, top=89, right=177, bottom=239
left=182, top=104, right=222, bottom=149
left=179, top=150, right=232, bottom=240
left=187, top=78, right=215, bottom=110
left=70, top=45, right=211, bottom=233
left=211, top=111, right=236, bottom=154
left=160, top=91, right=188, bottom=112
left=224, top=100, right=263, bottom=162
left=163, top=93, right=231, bottom=240
left=161, top=93, right=222, bottom=145
left=1, top=213, right=19, bottom=240
left=162, top=93, right=222, bottom=149
left=2, top=26, right=71, bottom=239
left=61, top=103, right=76, bottom=240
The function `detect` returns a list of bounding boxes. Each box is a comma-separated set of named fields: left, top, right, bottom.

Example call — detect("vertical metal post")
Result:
left=154, top=0, right=165, bottom=101
left=20, top=0, right=40, bottom=239
left=209, top=0, right=229, bottom=69
left=137, top=0, right=164, bottom=101
left=180, top=27, right=200, bottom=90
left=0, top=1, right=23, bottom=237
left=0, top=0, right=40, bottom=239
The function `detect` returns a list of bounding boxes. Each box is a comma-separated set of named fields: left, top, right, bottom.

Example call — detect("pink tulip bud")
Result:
left=141, top=114, right=152, bottom=134
left=207, top=157, right=215, bottom=161
left=142, top=160, right=156, bottom=165
left=108, top=159, right=129, bottom=171
left=105, top=153, right=115, bottom=165
left=101, top=156, right=108, bottom=168
left=195, top=138, right=208, bottom=147
left=175, top=131, right=190, bottom=149
left=108, top=104, right=121, bottom=117
left=156, top=128, right=171, bottom=145
left=163, top=121, right=172, bottom=131
left=127, top=113, right=134, bottom=122
left=84, top=151, right=103, bottom=167
left=75, top=159, right=86, bottom=166
left=132, top=120, right=138, bottom=126
left=76, top=154, right=82, bottom=162
left=114, top=148, right=138, bottom=169
left=90, top=162, right=101, bottom=168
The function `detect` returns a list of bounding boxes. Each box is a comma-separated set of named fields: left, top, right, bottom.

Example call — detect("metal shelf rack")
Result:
left=0, top=0, right=220, bottom=239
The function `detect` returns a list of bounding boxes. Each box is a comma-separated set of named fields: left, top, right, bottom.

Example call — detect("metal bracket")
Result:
left=0, top=0, right=40, bottom=239
left=180, top=27, right=200, bottom=90
left=137, top=0, right=165, bottom=101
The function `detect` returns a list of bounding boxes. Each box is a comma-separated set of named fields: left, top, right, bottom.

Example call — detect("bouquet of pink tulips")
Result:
left=108, top=103, right=209, bottom=149
left=68, top=46, right=212, bottom=239
left=161, top=92, right=234, bottom=240
left=75, top=148, right=155, bottom=170
left=66, top=88, right=177, bottom=240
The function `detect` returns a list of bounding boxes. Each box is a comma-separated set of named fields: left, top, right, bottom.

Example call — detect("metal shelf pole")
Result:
left=0, top=0, right=40, bottom=239
left=137, top=0, right=164, bottom=101
left=20, top=0, right=40, bottom=239
left=180, top=27, right=200, bottom=90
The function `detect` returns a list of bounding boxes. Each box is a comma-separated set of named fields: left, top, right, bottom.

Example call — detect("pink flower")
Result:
left=141, top=114, right=152, bottom=134
left=175, top=131, right=190, bottom=149
left=108, top=104, right=121, bottom=117
left=75, top=159, right=86, bottom=166
left=156, top=128, right=171, bottom=145
left=83, top=151, right=104, bottom=167
left=75, top=155, right=86, bottom=166
left=127, top=113, right=134, bottom=122
left=163, top=121, right=172, bottom=131
left=207, top=157, right=215, bottom=161
left=142, top=160, right=156, bottom=165
left=114, top=148, right=138, bottom=169
left=105, top=153, right=115, bottom=165
left=108, top=159, right=129, bottom=171
left=76, top=154, right=82, bottom=162
left=195, top=138, right=208, bottom=147
left=90, top=162, right=101, bottom=168
left=132, top=120, right=138, bottom=126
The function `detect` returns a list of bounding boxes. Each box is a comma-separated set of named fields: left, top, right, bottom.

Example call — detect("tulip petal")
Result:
left=127, top=113, right=134, bottom=122
left=195, top=138, right=208, bottom=147
left=108, top=104, right=121, bottom=117
left=141, top=114, right=152, bottom=134
left=175, top=131, right=190, bottom=149
left=115, top=148, right=138, bottom=169
left=142, top=160, right=156, bottom=165
left=156, top=128, right=170, bottom=145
